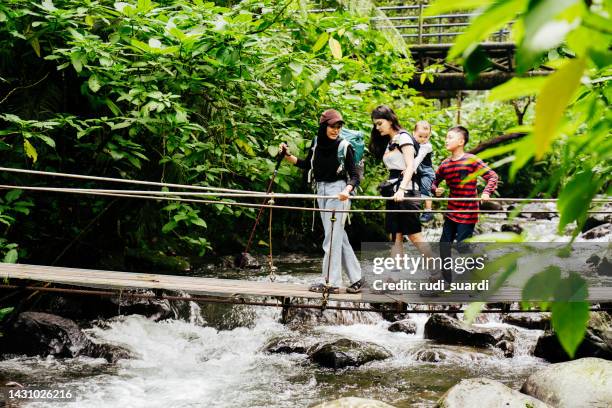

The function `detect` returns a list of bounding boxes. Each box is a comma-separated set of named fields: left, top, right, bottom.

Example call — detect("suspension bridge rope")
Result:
left=2, top=184, right=611, bottom=214
left=1, top=167, right=610, bottom=203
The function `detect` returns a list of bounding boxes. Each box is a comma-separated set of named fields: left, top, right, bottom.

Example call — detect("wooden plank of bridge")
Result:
left=0, top=263, right=395, bottom=303
left=1, top=263, right=609, bottom=304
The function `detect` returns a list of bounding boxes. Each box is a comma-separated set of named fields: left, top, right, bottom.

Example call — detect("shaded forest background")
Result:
left=0, top=0, right=608, bottom=269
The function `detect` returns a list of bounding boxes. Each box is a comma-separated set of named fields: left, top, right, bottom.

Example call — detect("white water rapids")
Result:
left=0, top=205, right=608, bottom=407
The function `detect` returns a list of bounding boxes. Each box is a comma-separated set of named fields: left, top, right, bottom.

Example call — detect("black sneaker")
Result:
left=346, top=278, right=365, bottom=294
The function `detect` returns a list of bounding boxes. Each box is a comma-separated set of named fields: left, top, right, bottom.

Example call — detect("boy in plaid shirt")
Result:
left=432, top=126, right=498, bottom=283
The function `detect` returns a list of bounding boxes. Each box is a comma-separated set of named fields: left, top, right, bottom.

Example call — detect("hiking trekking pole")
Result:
left=236, top=145, right=286, bottom=268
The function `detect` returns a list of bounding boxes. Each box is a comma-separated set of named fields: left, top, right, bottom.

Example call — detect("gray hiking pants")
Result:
left=316, top=180, right=362, bottom=287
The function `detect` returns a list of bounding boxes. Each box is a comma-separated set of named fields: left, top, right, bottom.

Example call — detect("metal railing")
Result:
left=310, top=3, right=512, bottom=45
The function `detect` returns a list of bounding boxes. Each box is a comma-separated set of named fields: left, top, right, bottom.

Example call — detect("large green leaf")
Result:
left=534, top=56, right=585, bottom=160
left=522, top=265, right=561, bottom=302
left=448, top=0, right=528, bottom=61
left=517, top=0, right=580, bottom=73
left=551, top=301, right=589, bottom=358
left=463, top=302, right=485, bottom=324
left=328, top=37, right=342, bottom=60
left=88, top=75, right=101, bottom=93
left=312, top=32, right=329, bottom=53
left=3, top=249, right=18, bottom=263
left=0, top=307, right=14, bottom=321
left=554, top=272, right=588, bottom=302
left=488, top=76, right=548, bottom=102
left=23, top=139, right=38, bottom=162
left=556, top=170, right=601, bottom=232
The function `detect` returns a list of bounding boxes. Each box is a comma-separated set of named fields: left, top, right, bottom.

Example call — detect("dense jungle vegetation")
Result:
left=0, top=0, right=610, bottom=357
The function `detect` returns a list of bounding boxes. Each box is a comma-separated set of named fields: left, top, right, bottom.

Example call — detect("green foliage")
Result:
left=428, top=0, right=610, bottom=358
left=0, top=307, right=13, bottom=319
left=1, top=0, right=445, bottom=258
left=0, top=307, right=14, bottom=337
left=0, top=190, right=33, bottom=263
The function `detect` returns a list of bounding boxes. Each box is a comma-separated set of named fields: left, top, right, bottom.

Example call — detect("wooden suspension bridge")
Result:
left=1, top=263, right=611, bottom=318
left=0, top=167, right=610, bottom=318
left=312, top=2, right=551, bottom=96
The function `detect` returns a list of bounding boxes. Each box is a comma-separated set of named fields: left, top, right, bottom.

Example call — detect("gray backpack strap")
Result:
left=337, top=139, right=349, bottom=174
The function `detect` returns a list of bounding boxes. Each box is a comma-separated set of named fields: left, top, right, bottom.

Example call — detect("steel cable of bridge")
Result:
left=1, top=167, right=610, bottom=203
left=1, top=184, right=611, bottom=214
left=1, top=184, right=612, bottom=203
left=0, top=166, right=264, bottom=195
left=0, top=284, right=609, bottom=314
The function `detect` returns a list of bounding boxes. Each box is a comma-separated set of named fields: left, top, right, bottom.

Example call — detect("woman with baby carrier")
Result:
left=369, top=105, right=432, bottom=258
left=280, top=109, right=364, bottom=294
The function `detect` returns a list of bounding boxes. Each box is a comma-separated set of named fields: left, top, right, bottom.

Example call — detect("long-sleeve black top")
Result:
left=295, top=137, right=360, bottom=189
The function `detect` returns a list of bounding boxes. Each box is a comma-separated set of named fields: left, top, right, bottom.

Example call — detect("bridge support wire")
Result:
left=0, top=284, right=609, bottom=315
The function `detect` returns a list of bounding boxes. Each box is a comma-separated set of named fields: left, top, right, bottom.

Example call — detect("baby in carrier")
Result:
left=413, top=120, right=435, bottom=222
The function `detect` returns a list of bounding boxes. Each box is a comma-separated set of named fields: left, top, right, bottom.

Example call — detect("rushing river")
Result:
left=0, top=208, right=609, bottom=407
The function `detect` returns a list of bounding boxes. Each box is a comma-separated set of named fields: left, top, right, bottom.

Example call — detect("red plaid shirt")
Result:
left=432, top=153, right=498, bottom=224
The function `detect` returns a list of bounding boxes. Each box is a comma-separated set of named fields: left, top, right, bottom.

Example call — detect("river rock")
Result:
left=285, top=300, right=380, bottom=327
left=581, top=223, right=611, bottom=240
left=596, top=257, right=612, bottom=276
left=581, top=213, right=611, bottom=233
left=501, top=223, right=523, bottom=235
left=533, top=312, right=612, bottom=362
left=437, top=378, right=551, bottom=408
left=309, top=339, right=391, bottom=369
left=424, top=314, right=516, bottom=355
left=412, top=346, right=495, bottom=363
left=502, top=313, right=551, bottom=330
left=480, top=201, right=502, bottom=211
left=0, top=312, right=130, bottom=362
left=312, top=397, right=395, bottom=408
left=520, top=358, right=612, bottom=408
left=233, top=252, right=260, bottom=269
left=388, top=319, right=417, bottom=334
left=109, top=289, right=176, bottom=321
left=520, top=202, right=556, bottom=220
left=263, top=335, right=310, bottom=354
left=33, top=289, right=192, bottom=323
left=586, top=254, right=600, bottom=266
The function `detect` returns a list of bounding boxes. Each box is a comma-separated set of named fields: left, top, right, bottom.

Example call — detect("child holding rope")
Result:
left=432, top=126, right=498, bottom=283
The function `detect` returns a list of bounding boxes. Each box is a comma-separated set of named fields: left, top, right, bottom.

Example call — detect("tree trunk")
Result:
left=468, top=133, right=527, bottom=155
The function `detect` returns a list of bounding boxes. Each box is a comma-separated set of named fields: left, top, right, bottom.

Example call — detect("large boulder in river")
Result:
left=437, top=378, right=551, bottom=408
left=309, top=339, right=391, bottom=369
left=502, top=313, right=551, bottom=330
left=534, top=312, right=612, bottom=362
left=596, top=257, right=612, bottom=276
left=581, top=223, right=611, bottom=240
left=501, top=223, right=523, bottom=235
left=312, top=397, right=395, bottom=408
left=388, top=319, right=417, bottom=334
left=32, top=289, right=188, bottom=323
left=581, top=206, right=612, bottom=233
left=0, top=312, right=130, bottom=363
left=411, top=345, right=496, bottom=363
left=520, top=358, right=612, bottom=408
left=262, top=335, right=313, bottom=354
left=424, top=314, right=516, bottom=356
